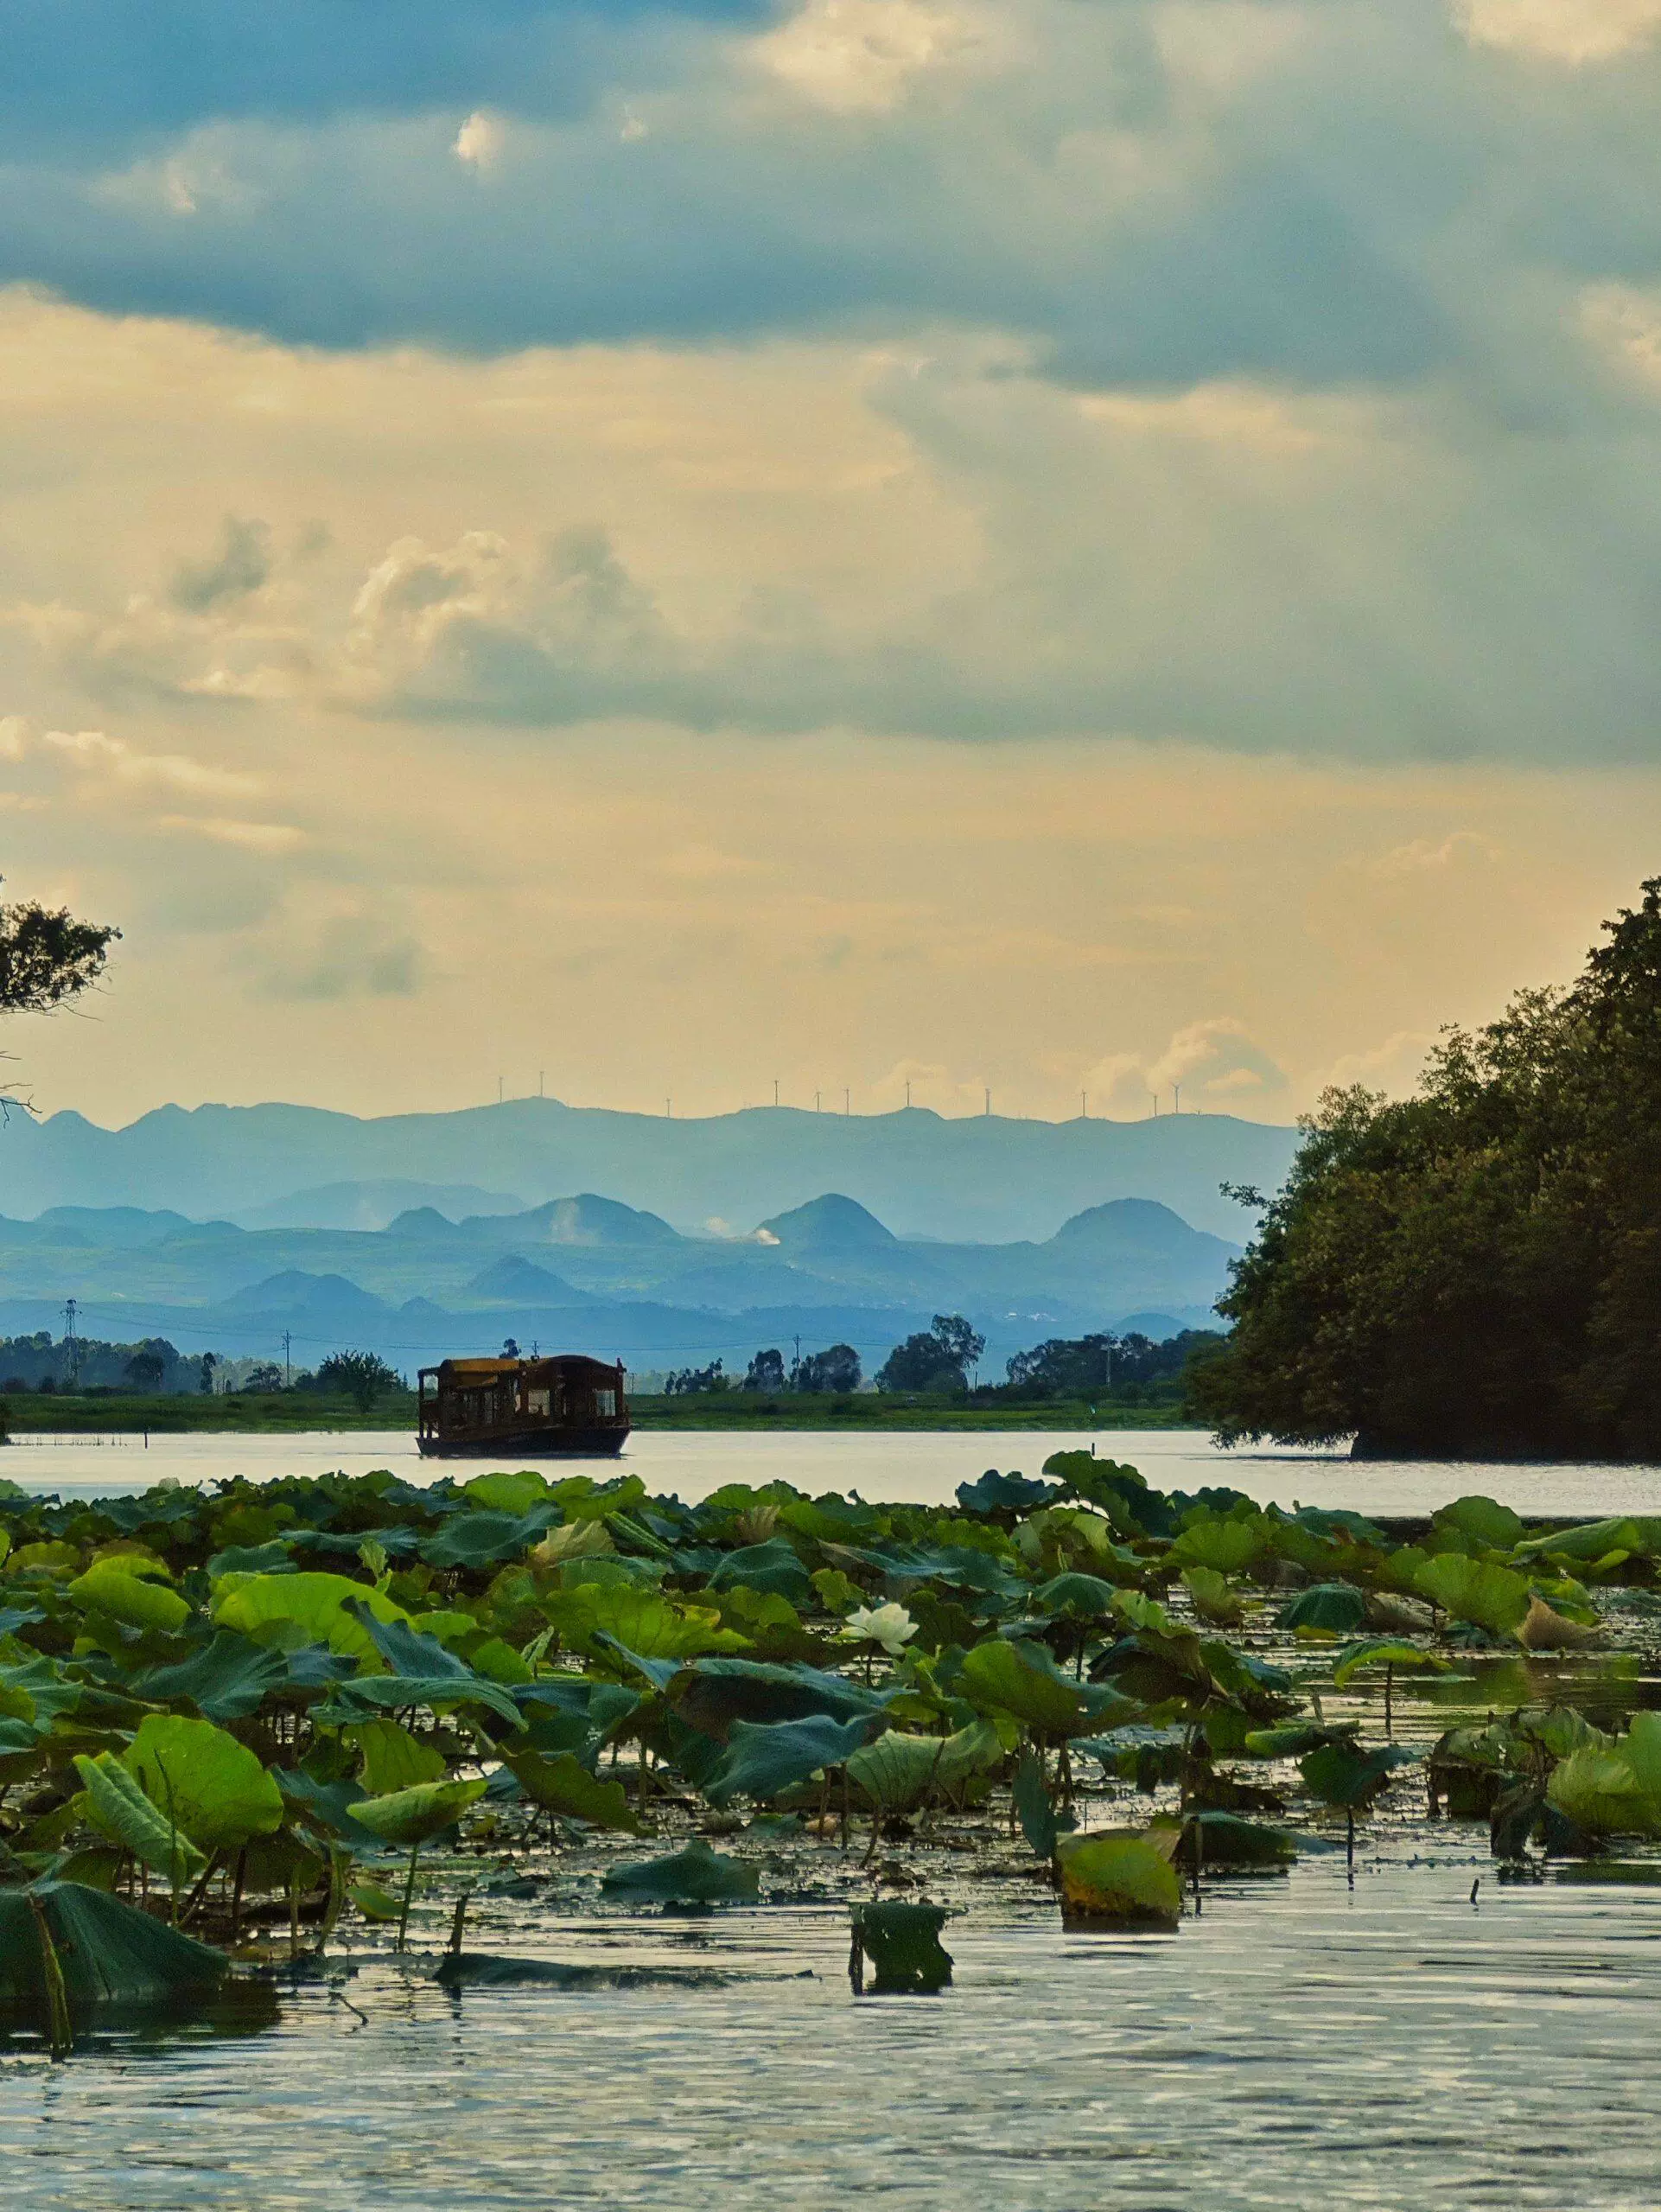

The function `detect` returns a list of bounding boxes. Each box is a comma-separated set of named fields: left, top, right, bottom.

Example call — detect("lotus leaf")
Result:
left=847, top=1729, right=954, bottom=1815
left=1279, top=1583, right=1368, bottom=1635
left=849, top=1900, right=952, bottom=1992
left=1056, top=1832, right=1182, bottom=1926
left=1011, top=1748, right=1063, bottom=1857
left=1432, top=1495, right=1526, bottom=1551
left=1512, top=1516, right=1660, bottom=1563
left=459, top=1470, right=552, bottom=1514
left=1182, top=1566, right=1245, bottom=1625
left=350, top=1881, right=404, bottom=1922
left=207, top=1540, right=296, bottom=1578
left=1331, top=1638, right=1446, bottom=1688
left=705, top=1540, right=814, bottom=1605
left=131, top=1632, right=289, bottom=1722
left=703, top=1713, right=880, bottom=1807
left=960, top=1637, right=1114, bottom=1736
left=347, top=1718, right=447, bottom=1794
left=73, top=1752, right=208, bottom=1884
left=549, top=1584, right=750, bottom=1663
left=67, top=1559, right=191, bottom=1634
left=673, top=1657, right=893, bottom=1738
left=1299, top=1741, right=1417, bottom=1810
left=504, top=1750, right=643, bottom=1832
left=274, top=1768, right=385, bottom=1853
left=1517, top=1597, right=1604, bottom=1651
left=1168, top=1515, right=1262, bottom=1577
left=1546, top=1747, right=1656, bottom=1838
left=313, top=1667, right=525, bottom=1728
left=468, top=1635, right=534, bottom=1684
left=0, top=1882, right=225, bottom=2018
left=420, top=1507, right=561, bottom=1571
left=1167, top=1811, right=1297, bottom=1868
left=956, top=1469, right=1060, bottom=1516
left=1412, top=1555, right=1530, bottom=1635
left=1029, top=1572, right=1123, bottom=1620
left=124, top=1713, right=285, bottom=1855
left=213, top=1572, right=411, bottom=1668
left=351, top=1776, right=487, bottom=1847
left=601, top=1837, right=760, bottom=1906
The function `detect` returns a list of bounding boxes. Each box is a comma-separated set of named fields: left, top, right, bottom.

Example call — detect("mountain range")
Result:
left=0, top=1097, right=1296, bottom=1243
left=0, top=1187, right=1242, bottom=1381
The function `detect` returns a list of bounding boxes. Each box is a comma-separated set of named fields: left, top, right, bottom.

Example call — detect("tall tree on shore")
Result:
left=1190, top=880, right=1661, bottom=1460
left=0, top=877, right=119, bottom=1111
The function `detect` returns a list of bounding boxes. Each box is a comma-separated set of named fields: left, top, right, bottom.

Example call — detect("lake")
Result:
left=6, top=1424, right=1661, bottom=1517
left=4, top=1426, right=1660, bottom=2209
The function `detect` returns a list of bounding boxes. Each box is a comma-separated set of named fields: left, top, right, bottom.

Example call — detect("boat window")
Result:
left=595, top=1390, right=616, bottom=1418
left=527, top=1389, right=550, bottom=1416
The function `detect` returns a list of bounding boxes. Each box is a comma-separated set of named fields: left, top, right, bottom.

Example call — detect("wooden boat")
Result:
left=416, top=1354, right=629, bottom=1458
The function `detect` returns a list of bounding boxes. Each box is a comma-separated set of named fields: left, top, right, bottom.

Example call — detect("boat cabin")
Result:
left=417, top=1353, right=629, bottom=1458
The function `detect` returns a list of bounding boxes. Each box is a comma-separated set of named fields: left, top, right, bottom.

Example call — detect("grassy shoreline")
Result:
left=0, top=1388, right=1195, bottom=1437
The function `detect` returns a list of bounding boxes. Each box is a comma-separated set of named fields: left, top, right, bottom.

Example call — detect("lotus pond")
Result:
left=1, top=1453, right=1660, bottom=2209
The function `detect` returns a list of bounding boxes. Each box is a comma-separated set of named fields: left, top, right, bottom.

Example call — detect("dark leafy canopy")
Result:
left=305, top=1350, right=403, bottom=1408
left=1003, top=1330, right=1222, bottom=1400
left=796, top=1343, right=861, bottom=1394
left=876, top=1315, right=986, bottom=1394
left=0, top=883, right=118, bottom=1014
left=1191, top=880, right=1661, bottom=1459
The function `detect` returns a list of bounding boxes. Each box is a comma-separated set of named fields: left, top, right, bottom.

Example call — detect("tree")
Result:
left=241, top=1362, right=284, bottom=1393
left=1189, top=878, right=1661, bottom=1458
left=123, top=1350, right=167, bottom=1393
left=875, top=1314, right=985, bottom=1394
left=1005, top=1334, right=1116, bottom=1398
left=198, top=1353, right=218, bottom=1395
left=311, top=1349, right=402, bottom=1410
left=796, top=1342, right=862, bottom=1393
left=743, top=1348, right=786, bottom=1393
left=0, top=883, right=118, bottom=1014
left=664, top=1359, right=726, bottom=1396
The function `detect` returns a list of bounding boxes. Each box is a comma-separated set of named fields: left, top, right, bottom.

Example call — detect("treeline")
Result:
left=664, top=1317, right=1224, bottom=1405
left=0, top=1337, right=405, bottom=1406
left=1191, top=877, right=1661, bottom=1459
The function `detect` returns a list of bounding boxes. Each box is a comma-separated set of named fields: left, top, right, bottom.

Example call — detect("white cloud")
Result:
left=1085, top=1018, right=1289, bottom=1115
left=1457, top=0, right=1661, bottom=62
left=1368, top=830, right=1499, bottom=879
left=754, top=0, right=983, bottom=114
left=1315, top=1030, right=1438, bottom=1098
left=40, top=727, right=260, bottom=801
left=453, top=110, right=506, bottom=172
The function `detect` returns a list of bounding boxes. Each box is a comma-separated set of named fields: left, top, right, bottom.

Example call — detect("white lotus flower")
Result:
left=841, top=1601, right=917, bottom=1655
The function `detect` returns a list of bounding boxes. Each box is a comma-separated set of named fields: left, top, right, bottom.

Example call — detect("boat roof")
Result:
left=428, top=1354, right=621, bottom=1379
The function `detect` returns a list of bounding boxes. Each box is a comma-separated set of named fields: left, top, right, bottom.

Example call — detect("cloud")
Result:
left=1457, top=0, right=1661, bottom=63
left=1368, top=831, right=1499, bottom=878
left=170, top=515, right=272, bottom=611
left=250, top=914, right=427, bottom=1001
left=754, top=0, right=984, bottom=114
left=1085, top=1019, right=1289, bottom=1115
left=39, top=726, right=260, bottom=800
left=1314, top=1029, right=1438, bottom=1097
left=453, top=110, right=506, bottom=171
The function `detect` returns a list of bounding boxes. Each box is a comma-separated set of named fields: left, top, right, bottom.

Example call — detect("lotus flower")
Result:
left=841, top=1602, right=918, bottom=1656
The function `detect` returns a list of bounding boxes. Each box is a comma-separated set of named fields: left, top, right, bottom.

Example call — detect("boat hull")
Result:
left=417, top=1425, right=629, bottom=1460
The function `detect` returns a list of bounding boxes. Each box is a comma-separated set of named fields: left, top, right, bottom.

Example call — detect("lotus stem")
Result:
left=231, top=1848, right=247, bottom=1945
left=27, top=1891, right=73, bottom=2061
left=1384, top=1664, right=1394, bottom=1740
left=449, top=1885, right=474, bottom=1956
left=1346, top=1807, right=1355, bottom=1882
left=181, top=1850, right=222, bottom=1929
left=397, top=1842, right=421, bottom=1953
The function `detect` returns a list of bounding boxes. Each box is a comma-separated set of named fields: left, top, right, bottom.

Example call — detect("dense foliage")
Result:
left=1192, top=881, right=1661, bottom=1458
left=0, top=882, right=118, bottom=1017
left=876, top=1316, right=985, bottom=1394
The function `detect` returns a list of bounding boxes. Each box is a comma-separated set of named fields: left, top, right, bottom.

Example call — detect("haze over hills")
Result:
left=0, top=1098, right=1296, bottom=1244
left=0, top=1188, right=1239, bottom=1380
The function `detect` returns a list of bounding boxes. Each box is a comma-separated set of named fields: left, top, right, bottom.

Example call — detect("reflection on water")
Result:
left=10, top=1424, right=1661, bottom=1515
left=2, top=1847, right=1658, bottom=2211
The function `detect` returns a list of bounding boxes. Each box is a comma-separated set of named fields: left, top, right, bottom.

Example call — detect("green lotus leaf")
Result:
left=0, top=1881, right=225, bottom=2013
left=502, top=1750, right=643, bottom=1833
left=421, top=1507, right=559, bottom=1571
left=703, top=1713, right=879, bottom=1807
left=1182, top=1566, right=1245, bottom=1625
left=1299, top=1741, right=1418, bottom=1810
left=1028, top=1572, right=1123, bottom=1620
left=1168, top=1515, right=1262, bottom=1576
left=350, top=1881, right=404, bottom=1923
left=601, top=1837, right=760, bottom=1906
left=1411, top=1555, right=1530, bottom=1635
left=459, top=1470, right=553, bottom=1514
left=213, top=1572, right=411, bottom=1670
left=67, top=1559, right=191, bottom=1634
left=73, top=1752, right=209, bottom=1884
left=847, top=1730, right=955, bottom=1815
left=671, top=1657, right=893, bottom=1738
left=1166, top=1811, right=1297, bottom=1867
left=351, top=1776, right=487, bottom=1847
left=1278, top=1583, right=1368, bottom=1635
left=346, top=1719, right=447, bottom=1795
left=1432, top=1495, right=1526, bottom=1551
left=1056, top=1831, right=1182, bottom=1926
left=1331, top=1637, right=1447, bottom=1688
left=959, top=1637, right=1115, bottom=1736
left=849, top=1900, right=952, bottom=1992
left=548, top=1584, right=750, bottom=1663
left=124, top=1713, right=285, bottom=1855
left=131, top=1633, right=289, bottom=1723
left=705, top=1540, right=814, bottom=1606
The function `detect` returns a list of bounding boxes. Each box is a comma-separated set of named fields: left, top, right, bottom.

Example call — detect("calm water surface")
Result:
left=10, top=1425, right=1661, bottom=1515
left=5, top=1429, right=1661, bottom=2208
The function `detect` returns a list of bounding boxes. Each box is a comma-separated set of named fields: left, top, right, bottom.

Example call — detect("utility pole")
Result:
left=282, top=1330, right=293, bottom=1387
left=792, top=1333, right=801, bottom=1386
left=985, top=1088, right=991, bottom=1117
left=1080, top=1091, right=1088, bottom=1119
left=814, top=1090, right=821, bottom=1112
left=62, top=1298, right=80, bottom=1390
left=773, top=1078, right=780, bottom=1107
left=905, top=1080, right=911, bottom=1108
left=844, top=1088, right=850, bottom=1115
left=1173, top=1083, right=1181, bottom=1114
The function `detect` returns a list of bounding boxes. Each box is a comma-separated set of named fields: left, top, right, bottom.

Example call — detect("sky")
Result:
left=3, top=0, right=1661, bottom=1131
